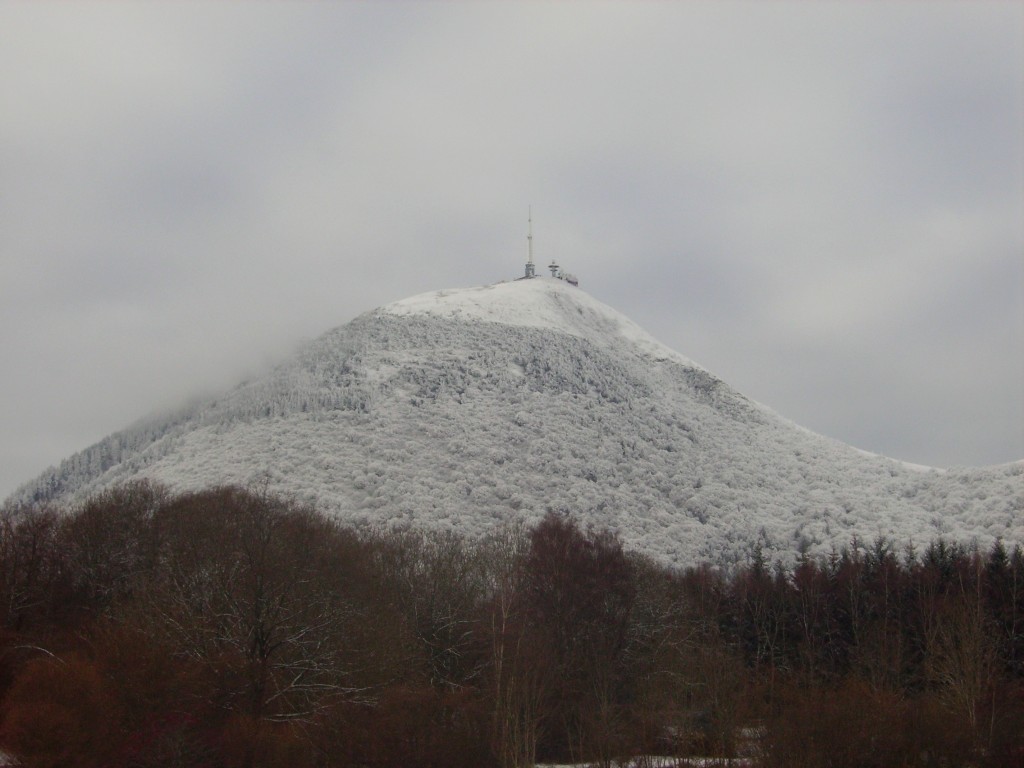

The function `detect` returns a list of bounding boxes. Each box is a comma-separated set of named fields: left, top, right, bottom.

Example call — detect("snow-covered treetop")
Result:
left=10, top=278, right=1021, bottom=566
left=380, top=278, right=702, bottom=369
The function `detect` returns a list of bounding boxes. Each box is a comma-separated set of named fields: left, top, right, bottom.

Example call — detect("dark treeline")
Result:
left=0, top=481, right=1022, bottom=767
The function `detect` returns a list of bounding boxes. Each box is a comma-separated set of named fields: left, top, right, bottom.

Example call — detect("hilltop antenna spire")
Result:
left=524, top=206, right=536, bottom=278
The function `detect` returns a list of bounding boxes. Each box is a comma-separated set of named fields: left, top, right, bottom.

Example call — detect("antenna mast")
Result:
left=524, top=206, right=536, bottom=278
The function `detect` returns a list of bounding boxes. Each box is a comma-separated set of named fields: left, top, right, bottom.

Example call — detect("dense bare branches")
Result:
left=0, top=485, right=1021, bottom=767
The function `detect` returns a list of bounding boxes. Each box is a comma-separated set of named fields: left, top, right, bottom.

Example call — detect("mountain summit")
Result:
left=12, top=279, right=1022, bottom=565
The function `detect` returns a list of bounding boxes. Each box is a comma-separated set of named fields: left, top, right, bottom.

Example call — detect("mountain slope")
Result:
left=11, top=279, right=1022, bottom=565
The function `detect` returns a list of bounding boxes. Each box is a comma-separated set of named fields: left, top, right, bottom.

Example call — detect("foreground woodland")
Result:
left=1, top=482, right=1022, bottom=767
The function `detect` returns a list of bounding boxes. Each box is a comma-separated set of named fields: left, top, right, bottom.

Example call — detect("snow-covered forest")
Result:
left=1, top=482, right=1022, bottom=767
left=11, top=280, right=1021, bottom=567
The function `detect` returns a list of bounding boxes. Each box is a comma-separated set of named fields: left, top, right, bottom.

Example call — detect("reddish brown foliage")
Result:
left=0, top=485, right=1021, bottom=767
left=0, top=654, right=120, bottom=768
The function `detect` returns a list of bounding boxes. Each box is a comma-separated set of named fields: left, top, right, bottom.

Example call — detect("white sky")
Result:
left=1, top=2, right=1022, bottom=499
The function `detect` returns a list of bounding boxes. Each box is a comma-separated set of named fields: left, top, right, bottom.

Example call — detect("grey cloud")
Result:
left=1, top=2, right=1021, bottom=498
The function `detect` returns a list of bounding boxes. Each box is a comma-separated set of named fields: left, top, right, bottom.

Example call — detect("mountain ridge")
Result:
left=10, top=278, right=1022, bottom=565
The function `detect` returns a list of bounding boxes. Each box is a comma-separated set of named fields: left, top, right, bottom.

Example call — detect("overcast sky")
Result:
left=1, top=2, right=1022, bottom=500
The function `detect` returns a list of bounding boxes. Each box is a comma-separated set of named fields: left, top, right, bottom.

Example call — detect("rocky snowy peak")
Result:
left=9, top=281, right=1022, bottom=566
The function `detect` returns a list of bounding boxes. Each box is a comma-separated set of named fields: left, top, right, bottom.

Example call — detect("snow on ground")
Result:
left=537, top=759, right=752, bottom=767
left=381, top=278, right=704, bottom=370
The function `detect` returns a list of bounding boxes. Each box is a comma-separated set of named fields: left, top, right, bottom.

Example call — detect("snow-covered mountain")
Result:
left=10, top=278, right=1022, bottom=565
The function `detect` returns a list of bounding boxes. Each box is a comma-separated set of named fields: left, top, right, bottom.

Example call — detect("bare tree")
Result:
left=924, top=563, right=1000, bottom=752
left=522, top=512, right=636, bottom=766
left=0, top=503, right=68, bottom=631
left=126, top=489, right=369, bottom=736
left=62, top=480, right=167, bottom=611
left=481, top=521, right=547, bottom=768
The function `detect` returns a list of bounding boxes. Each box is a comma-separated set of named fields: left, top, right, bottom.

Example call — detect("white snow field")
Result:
left=11, top=278, right=1021, bottom=566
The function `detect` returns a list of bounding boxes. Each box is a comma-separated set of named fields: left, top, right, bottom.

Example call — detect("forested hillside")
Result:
left=11, top=280, right=1022, bottom=567
left=1, top=482, right=1022, bottom=767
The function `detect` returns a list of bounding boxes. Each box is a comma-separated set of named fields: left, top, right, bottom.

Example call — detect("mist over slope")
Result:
left=11, top=279, right=1021, bottom=565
